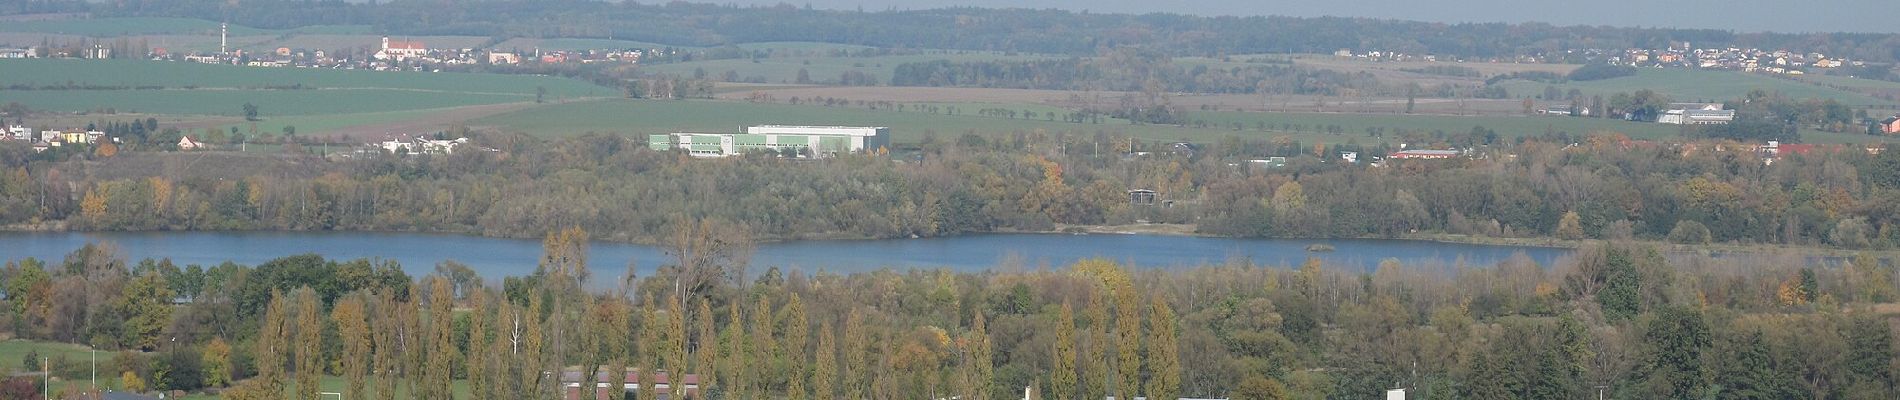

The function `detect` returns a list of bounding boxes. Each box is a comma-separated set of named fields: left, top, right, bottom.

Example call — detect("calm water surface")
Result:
left=0, top=231, right=1573, bottom=281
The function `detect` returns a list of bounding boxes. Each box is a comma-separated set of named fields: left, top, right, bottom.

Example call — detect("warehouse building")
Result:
left=648, top=125, right=890, bottom=157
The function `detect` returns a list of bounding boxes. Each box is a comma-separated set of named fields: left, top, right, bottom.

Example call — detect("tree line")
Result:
left=1, top=230, right=1897, bottom=399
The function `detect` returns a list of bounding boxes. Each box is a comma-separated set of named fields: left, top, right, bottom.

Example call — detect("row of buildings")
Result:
left=4, top=125, right=110, bottom=152
left=1337, top=43, right=1861, bottom=77
left=156, top=36, right=662, bottom=72
left=648, top=125, right=892, bottom=158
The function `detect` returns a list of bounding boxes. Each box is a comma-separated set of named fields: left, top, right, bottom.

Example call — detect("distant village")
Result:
left=0, top=24, right=671, bottom=72
left=1332, top=41, right=1865, bottom=77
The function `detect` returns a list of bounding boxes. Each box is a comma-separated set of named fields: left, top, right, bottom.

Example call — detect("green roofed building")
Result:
left=648, top=125, right=890, bottom=158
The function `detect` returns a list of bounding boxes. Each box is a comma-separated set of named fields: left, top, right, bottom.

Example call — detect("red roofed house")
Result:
left=375, top=37, right=427, bottom=60
left=1880, top=116, right=1900, bottom=135
left=560, top=368, right=700, bottom=400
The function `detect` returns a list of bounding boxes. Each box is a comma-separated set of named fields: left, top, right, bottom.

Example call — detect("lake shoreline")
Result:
left=6, top=222, right=1889, bottom=260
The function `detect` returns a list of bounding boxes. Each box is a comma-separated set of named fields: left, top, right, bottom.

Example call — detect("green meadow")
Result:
left=0, top=59, right=611, bottom=116
left=641, top=52, right=1060, bottom=84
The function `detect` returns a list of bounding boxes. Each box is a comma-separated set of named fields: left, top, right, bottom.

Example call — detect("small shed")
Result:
left=1128, top=189, right=1157, bottom=206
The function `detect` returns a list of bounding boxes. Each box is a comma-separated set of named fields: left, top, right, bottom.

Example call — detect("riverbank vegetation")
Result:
left=8, top=128, right=1900, bottom=251
left=0, top=233, right=1895, bottom=399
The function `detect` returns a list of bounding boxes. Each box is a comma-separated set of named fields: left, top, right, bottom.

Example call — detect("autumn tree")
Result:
left=1556, top=210, right=1585, bottom=240
left=1050, top=303, right=1078, bottom=400
left=751, top=296, right=776, bottom=396
left=781, top=293, right=809, bottom=400
left=118, top=270, right=174, bottom=351
left=1079, top=289, right=1110, bottom=400
left=965, top=311, right=994, bottom=400
left=694, top=298, right=717, bottom=391
left=255, top=289, right=289, bottom=386
left=295, top=287, right=322, bottom=400
left=813, top=321, right=838, bottom=400
left=722, top=301, right=749, bottom=399
left=333, top=292, right=372, bottom=399
left=1146, top=296, right=1180, bottom=400
left=665, top=294, right=689, bottom=399
left=465, top=289, right=491, bottom=400
left=840, top=309, right=868, bottom=399
left=202, top=338, right=232, bottom=388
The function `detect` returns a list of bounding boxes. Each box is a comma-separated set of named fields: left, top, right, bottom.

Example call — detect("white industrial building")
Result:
left=1658, top=103, right=1735, bottom=125
left=650, top=125, right=891, bottom=157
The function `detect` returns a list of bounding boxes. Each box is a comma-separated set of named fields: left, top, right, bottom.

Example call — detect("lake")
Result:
left=0, top=231, right=1574, bottom=281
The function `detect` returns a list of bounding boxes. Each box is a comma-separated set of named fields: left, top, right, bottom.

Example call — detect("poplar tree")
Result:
left=841, top=310, right=868, bottom=399
left=1146, top=296, right=1180, bottom=400
left=1050, top=303, right=1077, bottom=400
left=722, top=301, right=748, bottom=399
left=256, top=289, right=289, bottom=386
left=694, top=298, right=717, bottom=391
left=751, top=296, right=776, bottom=396
left=812, top=321, right=837, bottom=400
left=1114, top=280, right=1142, bottom=399
left=333, top=292, right=372, bottom=400
left=295, top=287, right=322, bottom=400
left=465, top=290, right=491, bottom=400
left=666, top=294, right=689, bottom=399
left=605, top=298, right=632, bottom=400
left=373, top=290, right=401, bottom=400
left=424, top=278, right=456, bottom=400
left=1079, top=290, right=1109, bottom=400
left=782, top=294, right=809, bottom=400
left=968, top=311, right=994, bottom=400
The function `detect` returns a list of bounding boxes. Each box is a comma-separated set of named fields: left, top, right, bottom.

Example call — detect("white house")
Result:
left=5, top=125, right=30, bottom=141
left=1658, top=103, right=1734, bottom=125
left=179, top=136, right=205, bottom=150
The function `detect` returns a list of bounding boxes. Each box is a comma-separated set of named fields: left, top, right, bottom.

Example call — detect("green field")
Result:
left=0, top=17, right=370, bottom=37
left=0, top=59, right=607, bottom=96
left=471, top=98, right=1900, bottom=146
left=1497, top=68, right=1892, bottom=105
left=0, top=59, right=610, bottom=116
left=643, top=52, right=1059, bottom=85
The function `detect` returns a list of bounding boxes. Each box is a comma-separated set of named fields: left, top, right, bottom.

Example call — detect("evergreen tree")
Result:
left=1634, top=306, right=1710, bottom=399
left=1598, top=248, right=1643, bottom=320
left=1146, top=296, right=1180, bottom=400
left=1846, top=316, right=1895, bottom=390
left=1714, top=330, right=1788, bottom=400
left=1051, top=303, right=1078, bottom=400
left=1460, top=353, right=1517, bottom=400
left=118, top=270, right=173, bottom=351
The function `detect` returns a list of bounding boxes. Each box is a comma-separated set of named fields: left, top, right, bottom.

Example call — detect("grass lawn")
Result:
left=1496, top=68, right=1892, bottom=105
left=1, top=339, right=479, bottom=399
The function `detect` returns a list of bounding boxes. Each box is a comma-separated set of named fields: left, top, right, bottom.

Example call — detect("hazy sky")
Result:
left=721, top=0, right=1900, bottom=33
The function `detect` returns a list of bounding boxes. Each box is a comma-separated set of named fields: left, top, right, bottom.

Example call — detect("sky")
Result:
left=716, top=0, right=1900, bottom=34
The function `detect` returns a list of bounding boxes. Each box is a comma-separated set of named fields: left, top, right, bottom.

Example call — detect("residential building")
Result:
left=377, top=136, right=468, bottom=155
left=0, top=48, right=32, bottom=58
left=488, top=52, right=520, bottom=64
left=5, top=125, right=29, bottom=141
left=1880, top=116, right=1900, bottom=135
left=650, top=125, right=891, bottom=157
left=179, top=136, right=205, bottom=150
